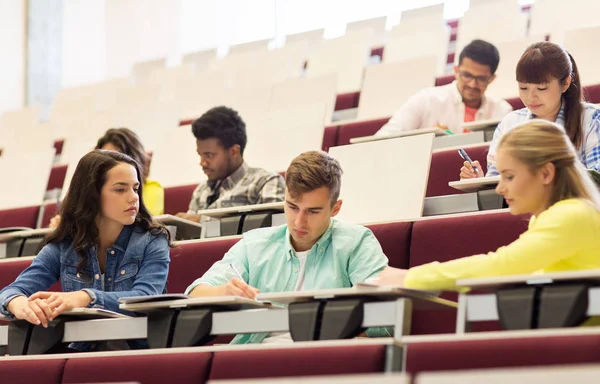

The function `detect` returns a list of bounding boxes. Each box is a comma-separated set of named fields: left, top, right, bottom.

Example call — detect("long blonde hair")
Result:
left=498, top=119, right=600, bottom=211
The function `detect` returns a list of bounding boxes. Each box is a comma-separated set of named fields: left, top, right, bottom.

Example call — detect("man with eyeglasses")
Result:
left=376, top=39, right=513, bottom=136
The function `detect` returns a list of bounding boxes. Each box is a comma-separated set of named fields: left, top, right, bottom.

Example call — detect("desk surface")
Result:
left=257, top=286, right=457, bottom=309
left=462, top=118, right=501, bottom=131
left=154, top=214, right=203, bottom=239
left=0, top=227, right=52, bottom=242
left=457, top=269, right=600, bottom=290
left=0, top=308, right=128, bottom=322
left=350, top=127, right=448, bottom=144
left=448, top=176, right=500, bottom=192
left=208, top=373, right=409, bottom=384
left=120, top=296, right=275, bottom=312
left=197, top=202, right=285, bottom=219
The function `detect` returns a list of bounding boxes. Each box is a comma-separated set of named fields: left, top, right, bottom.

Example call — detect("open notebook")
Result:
left=118, top=294, right=190, bottom=304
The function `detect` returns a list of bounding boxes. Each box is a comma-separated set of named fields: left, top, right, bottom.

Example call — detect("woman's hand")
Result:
left=7, top=296, right=53, bottom=327
left=370, top=267, right=409, bottom=287
left=28, top=291, right=92, bottom=318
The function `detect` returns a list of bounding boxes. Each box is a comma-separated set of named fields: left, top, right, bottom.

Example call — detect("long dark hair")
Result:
left=96, top=128, right=150, bottom=181
left=516, top=41, right=584, bottom=149
left=46, top=150, right=172, bottom=270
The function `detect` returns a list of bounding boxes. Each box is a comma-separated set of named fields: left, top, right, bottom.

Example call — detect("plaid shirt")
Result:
left=487, top=103, right=600, bottom=176
left=187, top=162, right=285, bottom=213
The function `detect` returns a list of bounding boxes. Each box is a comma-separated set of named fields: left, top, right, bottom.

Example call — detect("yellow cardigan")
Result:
left=143, top=179, right=164, bottom=216
left=404, top=199, right=600, bottom=291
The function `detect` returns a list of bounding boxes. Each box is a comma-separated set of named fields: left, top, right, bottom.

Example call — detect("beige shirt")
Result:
left=376, top=81, right=513, bottom=135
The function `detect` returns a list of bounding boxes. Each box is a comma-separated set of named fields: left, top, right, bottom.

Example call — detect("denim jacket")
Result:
left=0, top=225, right=170, bottom=350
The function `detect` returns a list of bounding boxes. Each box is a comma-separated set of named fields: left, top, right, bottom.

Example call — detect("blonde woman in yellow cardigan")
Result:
left=374, top=119, right=600, bottom=290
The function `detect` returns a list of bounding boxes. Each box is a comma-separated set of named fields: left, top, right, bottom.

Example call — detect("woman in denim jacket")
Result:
left=0, top=150, right=171, bottom=349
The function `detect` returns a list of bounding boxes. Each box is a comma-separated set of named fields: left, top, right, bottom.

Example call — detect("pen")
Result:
left=229, top=263, right=244, bottom=281
left=458, top=148, right=479, bottom=174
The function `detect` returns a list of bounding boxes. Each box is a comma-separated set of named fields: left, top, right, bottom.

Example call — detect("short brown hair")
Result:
left=285, top=151, right=343, bottom=205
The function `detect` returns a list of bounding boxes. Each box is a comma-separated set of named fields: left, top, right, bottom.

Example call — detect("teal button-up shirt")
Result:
left=185, top=218, right=389, bottom=344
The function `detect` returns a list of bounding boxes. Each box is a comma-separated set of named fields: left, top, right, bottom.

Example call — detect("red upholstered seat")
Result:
left=209, top=344, right=386, bottom=380
left=62, top=352, right=213, bottom=384
left=506, top=97, right=525, bottom=110
left=426, top=144, right=489, bottom=197
left=408, top=211, right=529, bottom=335
left=405, top=333, right=600, bottom=374
left=435, top=74, right=454, bottom=87
left=335, top=91, right=360, bottom=111
left=322, top=125, right=339, bottom=152
left=335, top=117, right=390, bottom=147
left=167, top=237, right=241, bottom=294
left=41, top=202, right=59, bottom=228
left=584, top=84, right=600, bottom=103
left=0, top=359, right=66, bottom=384
left=366, top=221, right=412, bottom=269
left=0, top=206, right=40, bottom=229
left=164, top=184, right=197, bottom=215
left=370, top=46, right=384, bottom=60
left=53, top=140, right=64, bottom=156
left=410, top=211, right=529, bottom=267
left=46, top=164, right=67, bottom=192
left=0, top=259, right=36, bottom=290
left=0, top=259, right=62, bottom=293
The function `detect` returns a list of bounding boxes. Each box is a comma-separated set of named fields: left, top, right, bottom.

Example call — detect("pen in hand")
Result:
left=229, top=263, right=244, bottom=281
left=458, top=148, right=480, bottom=175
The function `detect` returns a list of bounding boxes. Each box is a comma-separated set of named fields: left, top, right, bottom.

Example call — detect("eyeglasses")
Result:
left=458, top=71, right=492, bottom=85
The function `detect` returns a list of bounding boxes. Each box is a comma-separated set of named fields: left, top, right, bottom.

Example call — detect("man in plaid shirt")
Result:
left=176, top=106, right=285, bottom=222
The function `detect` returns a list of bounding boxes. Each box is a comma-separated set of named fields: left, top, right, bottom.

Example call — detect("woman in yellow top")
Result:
left=50, top=128, right=164, bottom=228
left=374, top=119, right=600, bottom=290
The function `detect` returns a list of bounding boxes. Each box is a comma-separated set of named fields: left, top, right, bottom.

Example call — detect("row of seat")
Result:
left=3, top=328, right=600, bottom=383
left=0, top=342, right=387, bottom=384
left=5, top=141, right=491, bottom=232
left=0, top=208, right=529, bottom=335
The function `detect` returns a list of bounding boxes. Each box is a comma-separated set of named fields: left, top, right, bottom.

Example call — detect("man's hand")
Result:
left=189, top=278, right=259, bottom=299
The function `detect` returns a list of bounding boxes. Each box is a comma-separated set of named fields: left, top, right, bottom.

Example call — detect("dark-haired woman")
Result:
left=49, top=128, right=164, bottom=229
left=0, top=150, right=171, bottom=350
left=460, top=41, right=600, bottom=179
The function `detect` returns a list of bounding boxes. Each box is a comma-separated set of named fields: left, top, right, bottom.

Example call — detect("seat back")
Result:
left=209, top=344, right=386, bottom=380
left=164, top=183, right=197, bottom=215
left=405, top=333, right=600, bottom=374
left=62, top=352, right=213, bottom=384
left=366, top=221, right=412, bottom=269
left=167, top=237, right=241, bottom=293
left=426, top=144, right=489, bottom=197
left=409, top=211, right=529, bottom=334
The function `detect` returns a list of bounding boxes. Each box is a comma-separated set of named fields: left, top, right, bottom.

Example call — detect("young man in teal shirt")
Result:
left=186, top=150, right=389, bottom=343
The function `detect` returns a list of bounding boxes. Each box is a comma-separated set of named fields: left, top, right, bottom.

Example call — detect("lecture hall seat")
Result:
left=40, top=202, right=59, bottom=228
left=426, top=144, right=489, bottom=197
left=164, top=183, right=197, bottom=215
left=333, top=117, right=390, bottom=146
left=208, top=344, right=387, bottom=380
left=61, top=351, right=213, bottom=384
left=405, top=333, right=600, bottom=374
left=366, top=221, right=412, bottom=269
left=0, top=206, right=40, bottom=229
left=167, top=237, right=241, bottom=294
left=0, top=359, right=66, bottom=384
left=408, top=211, right=530, bottom=335
left=46, top=164, right=67, bottom=192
